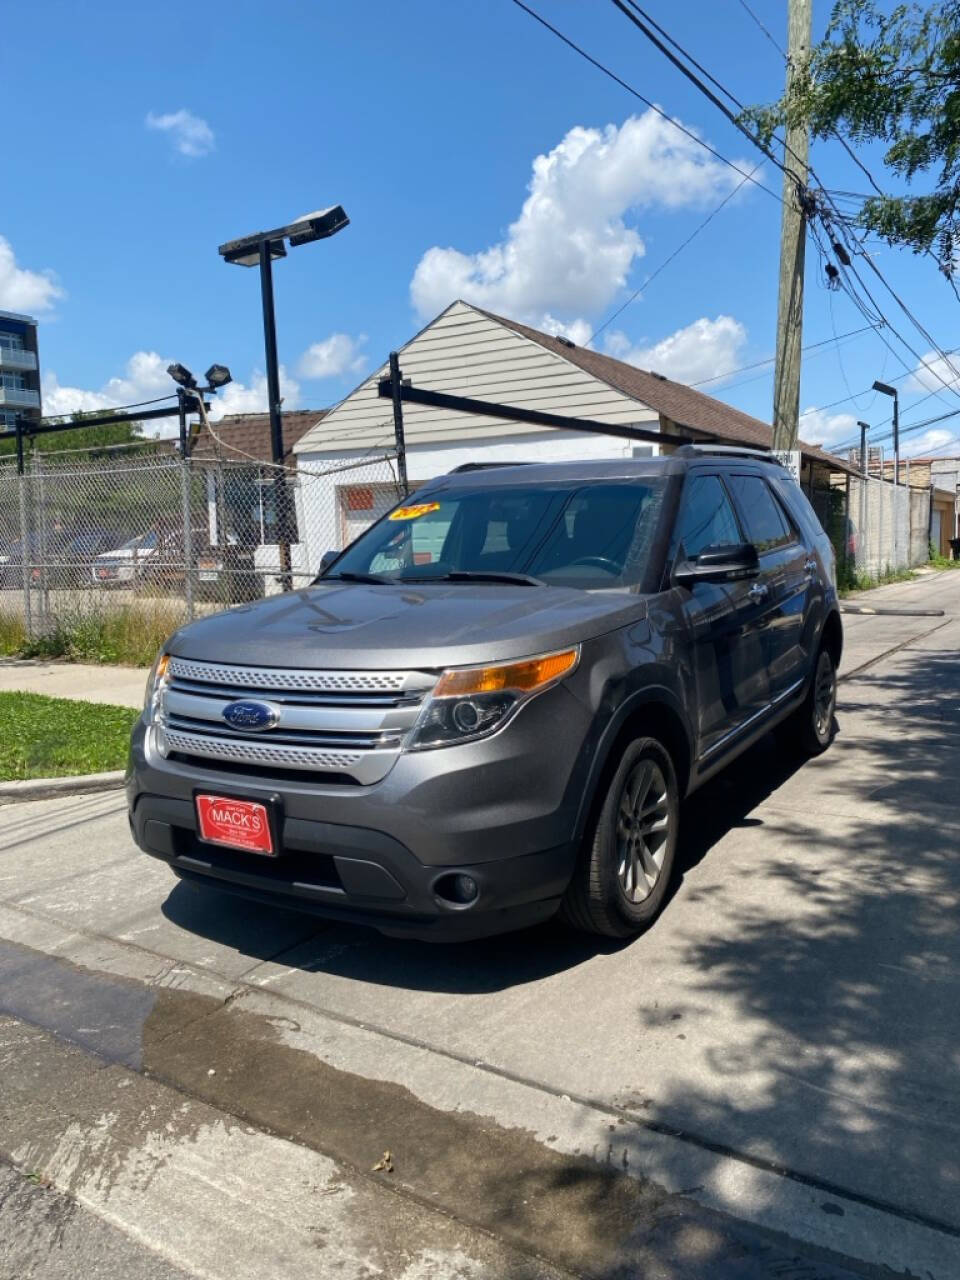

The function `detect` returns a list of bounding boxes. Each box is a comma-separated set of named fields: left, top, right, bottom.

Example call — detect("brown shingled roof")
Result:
left=191, top=409, right=326, bottom=463
left=478, top=307, right=853, bottom=474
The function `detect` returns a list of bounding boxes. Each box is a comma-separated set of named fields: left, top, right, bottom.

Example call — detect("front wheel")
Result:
left=561, top=737, right=679, bottom=938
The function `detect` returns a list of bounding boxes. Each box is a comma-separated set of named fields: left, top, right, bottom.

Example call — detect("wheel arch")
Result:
left=573, top=688, right=693, bottom=845
left=820, top=608, right=843, bottom=668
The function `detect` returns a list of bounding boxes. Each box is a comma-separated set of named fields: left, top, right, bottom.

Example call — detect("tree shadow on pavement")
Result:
left=624, top=644, right=960, bottom=1236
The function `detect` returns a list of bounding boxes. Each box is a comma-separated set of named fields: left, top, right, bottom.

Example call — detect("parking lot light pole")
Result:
left=218, top=207, right=349, bottom=591
left=167, top=363, right=232, bottom=620
left=873, top=380, right=901, bottom=566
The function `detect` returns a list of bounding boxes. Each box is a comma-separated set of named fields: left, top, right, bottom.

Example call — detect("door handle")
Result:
left=748, top=582, right=769, bottom=602
left=803, top=559, right=817, bottom=576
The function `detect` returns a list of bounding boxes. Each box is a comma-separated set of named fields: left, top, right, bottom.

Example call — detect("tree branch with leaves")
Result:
left=747, top=0, right=960, bottom=276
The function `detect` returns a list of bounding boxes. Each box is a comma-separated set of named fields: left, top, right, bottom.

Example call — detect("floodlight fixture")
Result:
left=204, top=364, right=232, bottom=388
left=217, top=206, right=349, bottom=268
left=167, top=362, right=197, bottom=389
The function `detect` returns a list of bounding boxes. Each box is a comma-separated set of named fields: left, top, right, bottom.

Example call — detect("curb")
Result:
left=0, top=770, right=125, bottom=804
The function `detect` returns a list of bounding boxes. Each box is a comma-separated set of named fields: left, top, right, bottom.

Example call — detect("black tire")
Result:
left=781, top=644, right=837, bottom=756
left=561, top=736, right=679, bottom=938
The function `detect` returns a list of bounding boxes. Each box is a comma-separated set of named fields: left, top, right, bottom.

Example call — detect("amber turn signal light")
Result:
left=433, top=648, right=579, bottom=698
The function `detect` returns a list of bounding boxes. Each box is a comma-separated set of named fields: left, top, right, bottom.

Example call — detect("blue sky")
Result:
left=4, top=0, right=959, bottom=458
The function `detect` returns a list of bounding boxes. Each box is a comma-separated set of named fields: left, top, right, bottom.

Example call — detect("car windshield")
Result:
left=327, top=479, right=668, bottom=590
left=118, top=532, right=158, bottom=552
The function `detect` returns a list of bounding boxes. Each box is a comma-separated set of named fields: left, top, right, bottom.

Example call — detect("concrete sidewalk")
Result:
left=0, top=658, right=147, bottom=708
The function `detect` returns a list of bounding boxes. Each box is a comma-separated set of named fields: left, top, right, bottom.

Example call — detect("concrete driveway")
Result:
left=2, top=571, right=960, bottom=1278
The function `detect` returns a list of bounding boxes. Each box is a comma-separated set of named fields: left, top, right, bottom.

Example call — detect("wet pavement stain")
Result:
left=0, top=936, right=878, bottom=1280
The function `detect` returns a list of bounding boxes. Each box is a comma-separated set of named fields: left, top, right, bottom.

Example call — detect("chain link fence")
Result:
left=806, top=471, right=932, bottom=583
left=0, top=447, right=401, bottom=641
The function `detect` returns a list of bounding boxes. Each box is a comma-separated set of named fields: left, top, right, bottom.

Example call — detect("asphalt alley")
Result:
left=2, top=570, right=960, bottom=1278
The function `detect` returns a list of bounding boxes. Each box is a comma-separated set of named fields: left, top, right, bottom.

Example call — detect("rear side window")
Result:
left=772, top=475, right=827, bottom=539
left=726, top=474, right=794, bottom=552
left=674, top=475, right=741, bottom=558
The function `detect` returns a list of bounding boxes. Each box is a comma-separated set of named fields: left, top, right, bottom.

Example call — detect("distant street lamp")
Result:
left=218, top=207, right=350, bottom=590
left=872, top=380, right=900, bottom=486
left=873, top=379, right=902, bottom=568
left=857, top=420, right=869, bottom=477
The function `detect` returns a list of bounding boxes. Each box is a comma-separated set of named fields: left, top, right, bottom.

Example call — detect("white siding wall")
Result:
left=297, top=429, right=647, bottom=564
left=294, top=300, right=657, bottom=454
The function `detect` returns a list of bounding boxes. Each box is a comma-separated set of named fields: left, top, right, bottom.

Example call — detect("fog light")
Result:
left=434, top=872, right=479, bottom=907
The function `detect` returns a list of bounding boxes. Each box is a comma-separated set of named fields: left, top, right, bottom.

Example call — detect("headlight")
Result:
left=407, top=647, right=579, bottom=750
left=144, top=651, right=170, bottom=721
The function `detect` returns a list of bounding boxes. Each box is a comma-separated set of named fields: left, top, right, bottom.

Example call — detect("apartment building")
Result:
left=0, top=310, right=41, bottom=434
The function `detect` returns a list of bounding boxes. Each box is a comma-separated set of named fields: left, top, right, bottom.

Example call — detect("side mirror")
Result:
left=674, top=542, right=759, bottom=588
left=318, top=549, right=339, bottom=575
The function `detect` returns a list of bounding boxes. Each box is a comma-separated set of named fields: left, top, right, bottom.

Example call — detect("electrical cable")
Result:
left=508, top=0, right=783, bottom=202
left=736, top=0, right=785, bottom=56
left=588, top=166, right=760, bottom=343
left=608, top=0, right=960, bottom=400
left=612, top=0, right=787, bottom=173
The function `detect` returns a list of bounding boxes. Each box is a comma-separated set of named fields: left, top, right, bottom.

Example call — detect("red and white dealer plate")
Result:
left=195, top=794, right=275, bottom=856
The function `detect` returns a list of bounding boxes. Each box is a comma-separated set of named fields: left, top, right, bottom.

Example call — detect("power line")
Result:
left=736, top=0, right=785, bottom=56
left=611, top=0, right=787, bottom=173
left=607, top=0, right=960, bottom=403
left=508, top=0, right=782, bottom=202
left=689, top=324, right=878, bottom=388
left=588, top=166, right=761, bottom=343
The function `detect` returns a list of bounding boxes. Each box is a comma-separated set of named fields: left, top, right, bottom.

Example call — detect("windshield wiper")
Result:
left=322, top=570, right=394, bottom=585
left=403, top=570, right=545, bottom=587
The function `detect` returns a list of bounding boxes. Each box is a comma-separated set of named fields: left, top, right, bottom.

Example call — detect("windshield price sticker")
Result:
left=389, top=502, right=441, bottom=521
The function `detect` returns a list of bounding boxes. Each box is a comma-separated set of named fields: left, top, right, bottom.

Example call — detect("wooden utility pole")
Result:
left=772, top=0, right=814, bottom=453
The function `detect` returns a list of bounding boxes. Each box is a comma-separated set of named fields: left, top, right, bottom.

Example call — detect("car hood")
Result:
left=95, top=547, right=155, bottom=561
left=166, top=581, right=648, bottom=669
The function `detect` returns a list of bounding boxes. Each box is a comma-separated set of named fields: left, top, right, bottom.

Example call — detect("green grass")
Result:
left=0, top=602, right=182, bottom=667
left=837, top=564, right=918, bottom=596
left=0, top=691, right=139, bottom=780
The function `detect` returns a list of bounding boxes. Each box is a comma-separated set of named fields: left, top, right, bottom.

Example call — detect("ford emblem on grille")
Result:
left=222, top=700, right=281, bottom=732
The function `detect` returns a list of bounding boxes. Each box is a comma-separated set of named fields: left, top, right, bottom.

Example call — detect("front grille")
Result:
left=167, top=658, right=419, bottom=695
left=157, top=658, right=436, bottom=784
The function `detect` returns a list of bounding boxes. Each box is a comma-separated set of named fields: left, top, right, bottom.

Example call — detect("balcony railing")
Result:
left=0, top=387, right=41, bottom=409
left=0, top=347, right=38, bottom=372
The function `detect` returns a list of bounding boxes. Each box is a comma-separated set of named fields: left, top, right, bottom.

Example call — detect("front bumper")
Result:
left=126, top=684, right=592, bottom=941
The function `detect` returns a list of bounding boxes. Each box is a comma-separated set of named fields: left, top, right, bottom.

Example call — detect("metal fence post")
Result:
left=15, top=416, right=32, bottom=639
left=178, top=396, right=195, bottom=621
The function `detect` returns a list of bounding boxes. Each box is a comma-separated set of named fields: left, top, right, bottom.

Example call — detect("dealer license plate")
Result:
left=195, top=794, right=275, bottom=855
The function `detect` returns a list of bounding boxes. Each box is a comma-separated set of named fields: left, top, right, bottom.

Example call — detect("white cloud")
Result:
left=42, top=353, right=300, bottom=435
left=43, top=351, right=173, bottom=419
left=798, top=405, right=858, bottom=448
left=0, top=235, right=64, bottom=315
left=540, top=315, right=594, bottom=347
left=604, top=315, right=747, bottom=385
left=145, top=109, right=215, bottom=158
left=904, top=348, right=960, bottom=394
left=298, top=333, right=367, bottom=379
left=903, top=427, right=958, bottom=457
left=209, top=367, right=301, bottom=419
left=410, top=111, right=748, bottom=325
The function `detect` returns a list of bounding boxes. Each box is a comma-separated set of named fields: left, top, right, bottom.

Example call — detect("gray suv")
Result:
left=128, top=447, right=842, bottom=941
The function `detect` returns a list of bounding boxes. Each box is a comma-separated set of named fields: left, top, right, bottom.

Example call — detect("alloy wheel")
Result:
left=814, top=651, right=836, bottom=740
left=615, top=758, right=671, bottom=903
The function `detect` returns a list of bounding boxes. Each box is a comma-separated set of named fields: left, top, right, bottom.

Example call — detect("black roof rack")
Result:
left=448, top=461, right=534, bottom=473
left=674, top=443, right=776, bottom=461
